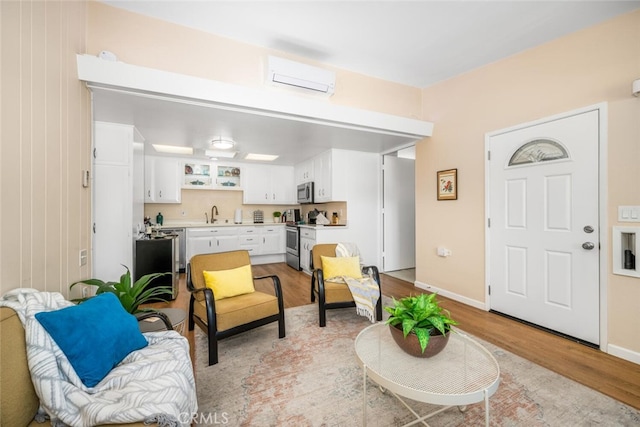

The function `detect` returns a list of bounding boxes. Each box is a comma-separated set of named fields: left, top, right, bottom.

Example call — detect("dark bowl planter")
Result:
left=389, top=324, right=450, bottom=358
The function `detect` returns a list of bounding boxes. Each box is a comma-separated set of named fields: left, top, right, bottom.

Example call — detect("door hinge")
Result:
left=488, top=285, right=491, bottom=295
left=487, top=218, right=491, bottom=228
left=487, top=151, right=491, bottom=161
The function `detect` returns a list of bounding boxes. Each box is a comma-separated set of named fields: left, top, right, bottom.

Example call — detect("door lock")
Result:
left=583, top=225, right=594, bottom=233
left=582, top=242, right=595, bottom=250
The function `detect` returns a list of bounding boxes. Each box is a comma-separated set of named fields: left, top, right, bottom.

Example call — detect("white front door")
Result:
left=488, top=109, right=600, bottom=345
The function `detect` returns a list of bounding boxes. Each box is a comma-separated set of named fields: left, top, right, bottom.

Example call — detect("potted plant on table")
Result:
left=70, top=265, right=171, bottom=314
left=384, top=293, right=458, bottom=358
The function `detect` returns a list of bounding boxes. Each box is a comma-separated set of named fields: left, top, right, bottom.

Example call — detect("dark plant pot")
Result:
left=389, top=324, right=450, bottom=358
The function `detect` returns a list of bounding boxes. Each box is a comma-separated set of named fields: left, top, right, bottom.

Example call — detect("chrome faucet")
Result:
left=211, top=205, right=219, bottom=223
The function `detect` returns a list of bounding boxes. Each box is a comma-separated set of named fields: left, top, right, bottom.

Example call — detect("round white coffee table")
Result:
left=355, top=323, right=500, bottom=427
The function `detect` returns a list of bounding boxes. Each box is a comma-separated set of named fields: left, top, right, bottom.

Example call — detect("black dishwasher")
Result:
left=134, top=236, right=179, bottom=301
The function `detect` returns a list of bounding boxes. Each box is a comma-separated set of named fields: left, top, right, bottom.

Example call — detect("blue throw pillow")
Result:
left=35, top=292, right=148, bottom=387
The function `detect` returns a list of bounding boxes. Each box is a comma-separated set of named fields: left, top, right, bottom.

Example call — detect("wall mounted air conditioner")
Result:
left=267, top=56, right=336, bottom=95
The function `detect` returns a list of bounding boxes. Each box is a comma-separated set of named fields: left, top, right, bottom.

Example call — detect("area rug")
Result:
left=193, top=301, right=640, bottom=426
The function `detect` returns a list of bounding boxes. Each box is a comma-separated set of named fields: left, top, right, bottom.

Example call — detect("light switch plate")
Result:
left=618, top=206, right=640, bottom=222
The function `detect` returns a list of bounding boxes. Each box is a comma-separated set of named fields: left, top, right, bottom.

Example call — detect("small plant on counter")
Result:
left=70, top=265, right=170, bottom=314
left=273, top=211, right=282, bottom=222
left=384, top=293, right=458, bottom=353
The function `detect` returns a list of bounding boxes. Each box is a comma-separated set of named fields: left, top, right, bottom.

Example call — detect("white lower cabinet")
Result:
left=299, top=228, right=316, bottom=274
left=186, top=228, right=239, bottom=261
left=186, top=225, right=286, bottom=264
left=239, top=227, right=261, bottom=255
left=261, top=226, right=285, bottom=255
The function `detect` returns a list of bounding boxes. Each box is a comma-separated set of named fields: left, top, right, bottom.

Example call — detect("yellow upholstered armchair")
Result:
left=187, top=250, right=285, bottom=365
left=310, top=243, right=383, bottom=327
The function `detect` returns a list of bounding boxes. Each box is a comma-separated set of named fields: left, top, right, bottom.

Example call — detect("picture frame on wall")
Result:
left=437, top=168, right=457, bottom=200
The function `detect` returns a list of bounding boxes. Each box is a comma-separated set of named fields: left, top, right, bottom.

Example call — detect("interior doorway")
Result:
left=382, top=147, right=416, bottom=280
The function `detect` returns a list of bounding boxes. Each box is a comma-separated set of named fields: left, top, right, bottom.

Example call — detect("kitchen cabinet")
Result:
left=243, top=164, right=296, bottom=205
left=145, top=156, right=181, bottom=203
left=186, top=227, right=239, bottom=260
left=294, top=159, right=314, bottom=184
left=239, top=226, right=261, bottom=255
left=183, top=162, right=213, bottom=189
left=93, top=121, right=143, bottom=282
left=311, top=149, right=348, bottom=203
left=261, top=226, right=285, bottom=255
left=299, top=228, right=316, bottom=274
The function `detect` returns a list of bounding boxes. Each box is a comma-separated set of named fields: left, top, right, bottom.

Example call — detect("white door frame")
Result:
left=484, top=103, right=608, bottom=351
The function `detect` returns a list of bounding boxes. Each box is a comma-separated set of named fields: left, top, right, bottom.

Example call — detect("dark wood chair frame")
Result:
left=187, top=264, right=285, bottom=365
left=135, top=310, right=173, bottom=331
left=309, top=249, right=383, bottom=327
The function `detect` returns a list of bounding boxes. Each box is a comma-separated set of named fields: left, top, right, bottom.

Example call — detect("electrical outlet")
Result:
left=181, top=210, right=187, bottom=216
left=79, top=249, right=88, bottom=266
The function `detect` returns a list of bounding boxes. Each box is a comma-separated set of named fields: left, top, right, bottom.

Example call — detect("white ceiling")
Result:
left=94, top=0, right=640, bottom=165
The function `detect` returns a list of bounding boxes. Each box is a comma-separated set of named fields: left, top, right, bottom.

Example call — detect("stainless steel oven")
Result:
left=285, top=225, right=300, bottom=270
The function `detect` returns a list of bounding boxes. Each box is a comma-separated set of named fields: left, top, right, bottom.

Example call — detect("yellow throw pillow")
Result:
left=203, top=264, right=255, bottom=300
left=321, top=255, right=363, bottom=280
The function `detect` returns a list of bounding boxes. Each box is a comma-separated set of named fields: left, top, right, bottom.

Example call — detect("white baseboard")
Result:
left=414, top=281, right=487, bottom=311
left=415, top=281, right=640, bottom=366
left=607, top=343, right=640, bottom=365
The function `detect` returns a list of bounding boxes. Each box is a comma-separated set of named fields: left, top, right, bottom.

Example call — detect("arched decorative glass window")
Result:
left=508, top=139, right=569, bottom=166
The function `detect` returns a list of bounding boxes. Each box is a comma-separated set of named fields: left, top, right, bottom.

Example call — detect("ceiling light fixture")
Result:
left=245, top=153, right=279, bottom=162
left=152, top=144, right=193, bottom=155
left=211, top=137, right=235, bottom=150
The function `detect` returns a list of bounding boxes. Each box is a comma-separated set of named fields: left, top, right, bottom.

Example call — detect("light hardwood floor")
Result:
left=158, top=262, right=640, bottom=410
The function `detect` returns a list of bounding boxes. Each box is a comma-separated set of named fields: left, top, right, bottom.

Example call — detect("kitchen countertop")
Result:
left=159, top=221, right=286, bottom=229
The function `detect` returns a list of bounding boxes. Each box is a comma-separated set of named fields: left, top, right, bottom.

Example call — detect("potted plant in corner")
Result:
left=385, top=293, right=458, bottom=358
left=70, top=265, right=171, bottom=314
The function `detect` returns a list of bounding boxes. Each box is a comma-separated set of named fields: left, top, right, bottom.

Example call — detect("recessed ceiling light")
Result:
left=205, top=150, right=237, bottom=159
left=152, top=144, right=193, bottom=155
left=211, top=137, right=235, bottom=150
left=245, top=153, right=279, bottom=161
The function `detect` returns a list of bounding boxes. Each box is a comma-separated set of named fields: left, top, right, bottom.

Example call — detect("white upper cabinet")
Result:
left=145, top=156, right=181, bottom=204
left=313, top=149, right=348, bottom=203
left=243, top=164, right=295, bottom=205
left=93, top=122, right=132, bottom=164
left=294, top=159, right=314, bottom=184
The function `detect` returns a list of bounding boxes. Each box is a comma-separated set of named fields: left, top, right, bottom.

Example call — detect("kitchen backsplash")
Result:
left=144, top=189, right=347, bottom=224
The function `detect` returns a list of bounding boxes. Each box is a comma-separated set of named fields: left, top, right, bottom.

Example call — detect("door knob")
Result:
left=582, top=242, right=595, bottom=250
left=583, top=225, right=594, bottom=233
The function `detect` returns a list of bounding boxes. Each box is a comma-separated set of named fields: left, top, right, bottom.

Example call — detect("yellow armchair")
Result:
left=310, top=243, right=383, bottom=327
left=187, top=250, right=285, bottom=365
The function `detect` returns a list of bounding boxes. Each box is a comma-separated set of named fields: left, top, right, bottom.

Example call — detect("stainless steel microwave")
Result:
left=297, top=182, right=314, bottom=204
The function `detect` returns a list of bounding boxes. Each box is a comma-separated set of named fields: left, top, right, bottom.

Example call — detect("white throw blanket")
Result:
left=0, top=288, right=197, bottom=427
left=334, top=243, right=380, bottom=323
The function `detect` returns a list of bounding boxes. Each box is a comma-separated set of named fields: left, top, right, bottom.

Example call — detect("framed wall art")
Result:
left=437, top=168, right=457, bottom=200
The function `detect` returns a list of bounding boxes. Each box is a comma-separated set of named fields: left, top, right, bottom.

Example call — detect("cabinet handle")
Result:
left=273, top=193, right=276, bottom=200
left=147, top=190, right=151, bottom=197
left=265, top=193, right=268, bottom=200
left=93, top=148, right=97, bottom=159
left=159, top=190, right=162, bottom=198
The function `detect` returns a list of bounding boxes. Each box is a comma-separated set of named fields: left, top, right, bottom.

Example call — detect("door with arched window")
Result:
left=487, top=109, right=601, bottom=345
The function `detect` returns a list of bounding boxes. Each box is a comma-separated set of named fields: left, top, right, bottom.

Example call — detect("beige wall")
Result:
left=417, top=10, right=640, bottom=355
left=1, top=0, right=91, bottom=298
left=86, top=1, right=422, bottom=119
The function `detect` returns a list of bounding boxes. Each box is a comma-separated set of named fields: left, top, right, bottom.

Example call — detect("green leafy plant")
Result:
left=70, top=265, right=170, bottom=314
left=273, top=211, right=282, bottom=218
left=384, top=293, right=458, bottom=353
